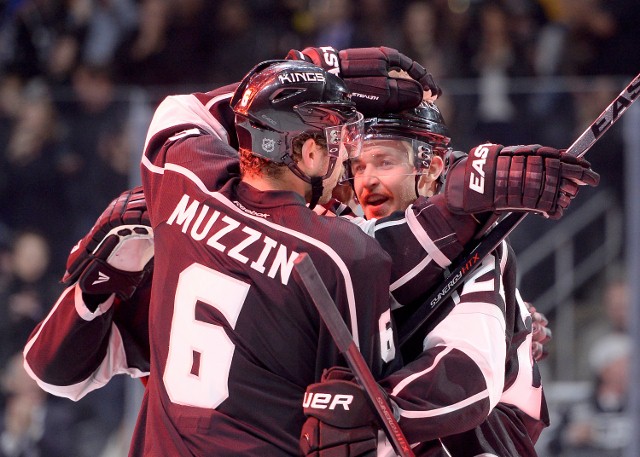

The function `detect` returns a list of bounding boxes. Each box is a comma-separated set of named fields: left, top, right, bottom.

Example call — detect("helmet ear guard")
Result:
left=415, top=143, right=433, bottom=170
left=234, top=116, right=289, bottom=162
left=436, top=149, right=467, bottom=193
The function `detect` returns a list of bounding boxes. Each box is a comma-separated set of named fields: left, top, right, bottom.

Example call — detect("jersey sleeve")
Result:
left=23, top=282, right=150, bottom=401
left=378, top=243, right=509, bottom=443
left=369, top=193, right=479, bottom=307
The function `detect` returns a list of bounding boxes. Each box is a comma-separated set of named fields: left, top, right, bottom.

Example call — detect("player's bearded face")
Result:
left=352, top=140, right=418, bottom=219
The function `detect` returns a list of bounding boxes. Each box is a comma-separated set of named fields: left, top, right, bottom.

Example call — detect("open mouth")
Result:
left=363, top=194, right=389, bottom=208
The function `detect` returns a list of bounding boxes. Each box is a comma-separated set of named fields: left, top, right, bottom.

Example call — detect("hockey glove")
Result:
left=287, top=46, right=440, bottom=116
left=62, top=186, right=154, bottom=304
left=301, top=367, right=381, bottom=457
left=444, top=144, right=600, bottom=219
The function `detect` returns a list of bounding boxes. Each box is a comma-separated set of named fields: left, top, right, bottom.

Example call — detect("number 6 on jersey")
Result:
left=163, top=264, right=249, bottom=408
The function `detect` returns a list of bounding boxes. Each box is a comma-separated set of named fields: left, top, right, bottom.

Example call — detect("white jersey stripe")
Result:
left=405, top=203, right=452, bottom=268
left=399, top=389, right=490, bottom=419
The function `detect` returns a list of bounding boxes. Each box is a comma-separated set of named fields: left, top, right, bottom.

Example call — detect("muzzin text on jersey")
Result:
left=167, top=193, right=300, bottom=285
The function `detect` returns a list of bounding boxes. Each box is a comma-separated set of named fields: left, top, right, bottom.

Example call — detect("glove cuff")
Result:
left=443, top=159, right=466, bottom=213
left=77, top=258, right=150, bottom=300
left=286, top=49, right=308, bottom=62
left=445, top=144, right=502, bottom=214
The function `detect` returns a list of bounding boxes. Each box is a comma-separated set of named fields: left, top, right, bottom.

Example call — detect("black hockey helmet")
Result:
left=363, top=101, right=451, bottom=171
left=230, top=59, right=364, bottom=208
left=342, top=102, right=454, bottom=200
left=231, top=59, right=364, bottom=169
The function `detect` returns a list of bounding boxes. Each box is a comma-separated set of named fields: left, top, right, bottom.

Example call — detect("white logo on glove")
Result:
left=469, top=144, right=490, bottom=194
left=319, top=46, right=340, bottom=75
left=303, top=392, right=354, bottom=410
left=92, top=271, right=110, bottom=285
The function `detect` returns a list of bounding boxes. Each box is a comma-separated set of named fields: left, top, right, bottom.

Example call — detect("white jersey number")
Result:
left=379, top=309, right=396, bottom=363
left=162, top=263, right=394, bottom=408
left=163, top=263, right=249, bottom=408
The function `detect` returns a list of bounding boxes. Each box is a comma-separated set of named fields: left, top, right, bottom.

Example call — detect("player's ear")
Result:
left=417, top=155, right=445, bottom=196
left=299, top=137, right=325, bottom=175
left=427, top=155, right=444, bottom=180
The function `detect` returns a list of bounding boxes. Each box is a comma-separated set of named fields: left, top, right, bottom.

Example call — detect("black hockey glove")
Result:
left=444, top=144, right=600, bottom=219
left=62, top=186, right=154, bottom=306
left=301, top=367, right=381, bottom=457
left=287, top=46, right=440, bottom=116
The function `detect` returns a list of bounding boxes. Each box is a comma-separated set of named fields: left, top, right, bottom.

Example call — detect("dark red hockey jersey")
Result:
left=131, top=96, right=402, bottom=455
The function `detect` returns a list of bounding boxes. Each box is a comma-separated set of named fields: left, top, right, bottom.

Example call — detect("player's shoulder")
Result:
left=164, top=128, right=237, bottom=160
left=312, top=210, right=392, bottom=266
left=144, top=87, right=236, bottom=158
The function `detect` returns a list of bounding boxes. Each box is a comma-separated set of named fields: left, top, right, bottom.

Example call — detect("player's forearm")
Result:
left=23, top=284, right=118, bottom=395
left=381, top=250, right=508, bottom=443
left=381, top=307, right=505, bottom=442
left=370, top=196, right=479, bottom=307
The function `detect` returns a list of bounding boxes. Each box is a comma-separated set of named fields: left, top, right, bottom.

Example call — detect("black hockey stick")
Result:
left=399, top=71, right=640, bottom=348
left=293, top=253, right=415, bottom=457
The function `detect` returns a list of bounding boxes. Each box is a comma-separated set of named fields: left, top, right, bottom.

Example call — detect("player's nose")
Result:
left=360, top=164, right=381, bottom=185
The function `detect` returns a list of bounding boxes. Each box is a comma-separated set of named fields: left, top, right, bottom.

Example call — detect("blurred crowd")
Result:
left=0, top=0, right=638, bottom=455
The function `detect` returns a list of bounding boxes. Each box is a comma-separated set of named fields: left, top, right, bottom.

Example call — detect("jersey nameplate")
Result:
left=167, top=194, right=300, bottom=285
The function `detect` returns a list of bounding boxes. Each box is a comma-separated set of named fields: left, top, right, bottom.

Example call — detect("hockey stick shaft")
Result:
left=399, top=72, right=640, bottom=347
left=293, top=253, right=414, bottom=457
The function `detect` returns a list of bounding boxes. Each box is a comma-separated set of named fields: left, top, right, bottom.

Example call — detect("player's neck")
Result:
left=241, top=169, right=308, bottom=200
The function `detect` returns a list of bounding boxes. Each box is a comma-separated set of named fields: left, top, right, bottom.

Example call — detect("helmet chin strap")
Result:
left=308, top=176, right=324, bottom=210
left=283, top=157, right=324, bottom=210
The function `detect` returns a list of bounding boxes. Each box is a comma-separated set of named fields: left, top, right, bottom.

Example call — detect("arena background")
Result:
left=0, top=0, right=638, bottom=455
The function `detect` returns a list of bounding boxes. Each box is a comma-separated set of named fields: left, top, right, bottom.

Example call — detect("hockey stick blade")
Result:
left=399, top=71, right=640, bottom=348
left=293, top=253, right=415, bottom=457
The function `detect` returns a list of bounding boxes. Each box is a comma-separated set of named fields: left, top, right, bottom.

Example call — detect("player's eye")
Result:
left=350, top=162, right=366, bottom=175
left=376, top=157, right=399, bottom=169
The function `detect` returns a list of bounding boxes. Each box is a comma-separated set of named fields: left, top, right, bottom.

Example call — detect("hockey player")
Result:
left=23, top=48, right=596, bottom=456
left=300, top=102, right=554, bottom=456
left=126, top=59, right=397, bottom=456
